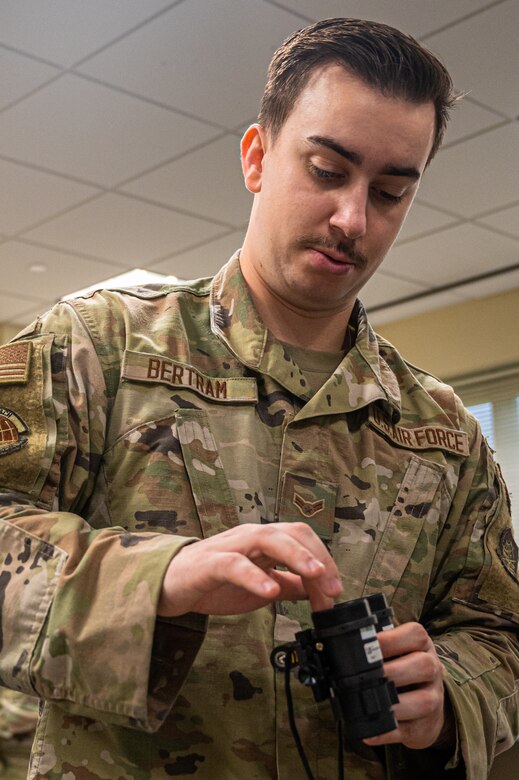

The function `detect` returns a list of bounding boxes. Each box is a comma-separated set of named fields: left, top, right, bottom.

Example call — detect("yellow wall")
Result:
left=375, top=288, right=519, bottom=382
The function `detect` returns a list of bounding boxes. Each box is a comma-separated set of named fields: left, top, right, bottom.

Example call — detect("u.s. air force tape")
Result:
left=369, top=407, right=469, bottom=457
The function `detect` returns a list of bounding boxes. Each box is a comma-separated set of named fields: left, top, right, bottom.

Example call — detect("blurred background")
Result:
left=0, top=0, right=517, bottom=529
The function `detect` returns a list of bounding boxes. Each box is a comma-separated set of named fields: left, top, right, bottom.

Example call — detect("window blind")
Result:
left=451, top=367, right=519, bottom=536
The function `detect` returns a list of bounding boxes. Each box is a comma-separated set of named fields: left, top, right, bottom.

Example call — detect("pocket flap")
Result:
left=364, top=455, right=445, bottom=604
left=176, top=409, right=238, bottom=537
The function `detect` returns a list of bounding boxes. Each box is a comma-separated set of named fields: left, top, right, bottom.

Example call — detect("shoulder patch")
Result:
left=0, top=341, right=31, bottom=384
left=498, top=528, right=519, bottom=583
left=0, top=334, right=60, bottom=498
left=0, top=407, right=29, bottom=456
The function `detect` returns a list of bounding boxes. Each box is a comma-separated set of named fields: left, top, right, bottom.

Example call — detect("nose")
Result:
left=329, top=187, right=368, bottom=240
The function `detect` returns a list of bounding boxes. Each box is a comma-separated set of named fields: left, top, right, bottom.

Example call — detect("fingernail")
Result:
left=261, top=580, right=276, bottom=594
left=306, top=558, right=325, bottom=574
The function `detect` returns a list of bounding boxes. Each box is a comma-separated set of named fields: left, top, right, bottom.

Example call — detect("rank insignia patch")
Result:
left=0, top=407, right=30, bottom=456
left=497, top=528, right=519, bottom=582
left=293, top=491, right=325, bottom=518
left=0, top=341, right=31, bottom=384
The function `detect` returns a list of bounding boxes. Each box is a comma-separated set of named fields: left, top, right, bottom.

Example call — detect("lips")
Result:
left=313, top=247, right=355, bottom=265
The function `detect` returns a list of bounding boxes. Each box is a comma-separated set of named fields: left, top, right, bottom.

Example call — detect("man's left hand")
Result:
left=363, top=622, right=454, bottom=751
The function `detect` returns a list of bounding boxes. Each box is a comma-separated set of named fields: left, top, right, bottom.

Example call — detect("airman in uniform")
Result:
left=0, top=18, right=517, bottom=780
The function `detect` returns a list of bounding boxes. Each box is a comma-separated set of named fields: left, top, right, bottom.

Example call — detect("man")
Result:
left=0, top=17, right=517, bottom=780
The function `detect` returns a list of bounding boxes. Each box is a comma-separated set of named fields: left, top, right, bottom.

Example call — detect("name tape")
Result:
left=121, top=350, right=257, bottom=403
left=369, top=407, right=469, bottom=457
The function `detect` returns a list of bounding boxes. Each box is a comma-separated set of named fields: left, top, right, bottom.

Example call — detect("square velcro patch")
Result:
left=0, top=341, right=31, bottom=385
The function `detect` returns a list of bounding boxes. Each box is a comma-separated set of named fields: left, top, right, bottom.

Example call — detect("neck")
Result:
left=265, top=302, right=351, bottom=351
left=240, top=257, right=354, bottom=352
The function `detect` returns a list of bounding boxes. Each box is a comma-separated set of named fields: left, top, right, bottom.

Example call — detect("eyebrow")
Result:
left=306, top=135, right=421, bottom=181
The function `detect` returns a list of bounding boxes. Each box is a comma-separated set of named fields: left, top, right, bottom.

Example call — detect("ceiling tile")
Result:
left=360, top=271, right=425, bottom=308
left=478, top=203, right=519, bottom=240
left=452, top=267, right=519, bottom=300
left=396, top=202, right=459, bottom=244
left=267, top=1, right=492, bottom=38
left=386, top=223, right=519, bottom=286
left=0, top=159, right=99, bottom=234
left=0, top=242, right=123, bottom=300
left=150, top=230, right=247, bottom=280
left=368, top=290, right=463, bottom=327
left=0, top=291, right=48, bottom=324
left=418, top=124, right=519, bottom=218
left=0, top=46, right=59, bottom=110
left=441, top=98, right=503, bottom=147
left=2, top=299, right=58, bottom=327
left=0, top=75, right=218, bottom=186
left=122, top=135, right=252, bottom=226
left=425, top=0, right=519, bottom=117
left=0, top=3, right=517, bottom=330
left=0, top=0, right=174, bottom=66
left=23, top=193, right=226, bottom=264
left=78, top=0, right=303, bottom=127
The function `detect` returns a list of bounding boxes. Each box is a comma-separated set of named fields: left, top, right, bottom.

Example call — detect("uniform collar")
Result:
left=210, top=252, right=401, bottom=420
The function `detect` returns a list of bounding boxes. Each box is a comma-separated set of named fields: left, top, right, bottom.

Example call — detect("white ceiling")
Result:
left=0, top=0, right=518, bottom=328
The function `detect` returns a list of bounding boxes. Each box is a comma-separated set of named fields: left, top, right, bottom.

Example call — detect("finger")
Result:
left=195, top=551, right=286, bottom=599
left=377, top=623, right=432, bottom=659
left=186, top=552, right=322, bottom=606
left=245, top=524, right=343, bottom=603
left=161, top=524, right=343, bottom=616
left=268, top=569, right=309, bottom=601
left=383, top=650, right=442, bottom=689
left=390, top=682, right=443, bottom=723
left=304, top=576, right=338, bottom=612
left=161, top=550, right=285, bottom=616
left=365, top=711, right=443, bottom=750
left=221, top=522, right=341, bottom=584
left=363, top=727, right=402, bottom=746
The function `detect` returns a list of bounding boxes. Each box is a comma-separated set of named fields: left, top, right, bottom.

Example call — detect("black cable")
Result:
left=284, top=655, right=315, bottom=780
left=337, top=718, right=344, bottom=780
left=283, top=653, right=346, bottom=780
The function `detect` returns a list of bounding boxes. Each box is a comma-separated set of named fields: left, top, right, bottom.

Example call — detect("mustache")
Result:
left=299, top=235, right=368, bottom=268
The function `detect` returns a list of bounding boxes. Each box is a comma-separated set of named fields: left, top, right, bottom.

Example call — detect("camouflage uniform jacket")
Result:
left=0, top=253, right=518, bottom=780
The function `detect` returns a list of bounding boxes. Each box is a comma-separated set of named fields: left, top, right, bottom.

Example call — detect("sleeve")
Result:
left=392, top=415, right=519, bottom=779
left=0, top=302, right=206, bottom=733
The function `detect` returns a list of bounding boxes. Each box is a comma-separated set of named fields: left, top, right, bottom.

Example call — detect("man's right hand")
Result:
left=158, top=522, right=343, bottom=617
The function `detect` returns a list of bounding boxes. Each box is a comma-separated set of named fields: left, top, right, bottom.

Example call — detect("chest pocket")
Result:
left=363, top=454, right=445, bottom=620
left=176, top=408, right=239, bottom=538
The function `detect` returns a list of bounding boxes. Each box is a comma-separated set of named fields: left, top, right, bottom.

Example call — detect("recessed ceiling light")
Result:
left=61, top=268, right=182, bottom=301
left=29, top=263, right=48, bottom=273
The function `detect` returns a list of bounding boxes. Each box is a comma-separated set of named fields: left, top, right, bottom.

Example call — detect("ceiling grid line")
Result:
left=0, top=0, right=516, bottom=327
left=418, top=0, right=511, bottom=40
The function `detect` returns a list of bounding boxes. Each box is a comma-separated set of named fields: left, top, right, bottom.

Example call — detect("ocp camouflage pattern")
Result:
left=0, top=689, right=39, bottom=778
left=0, top=253, right=517, bottom=779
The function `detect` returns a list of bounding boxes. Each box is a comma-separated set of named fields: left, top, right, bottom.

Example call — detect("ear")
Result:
left=241, top=124, right=268, bottom=194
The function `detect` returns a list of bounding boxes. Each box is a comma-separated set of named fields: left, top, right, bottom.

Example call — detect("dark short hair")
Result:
left=258, top=18, right=457, bottom=162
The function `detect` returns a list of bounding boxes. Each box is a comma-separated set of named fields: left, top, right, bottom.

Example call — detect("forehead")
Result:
left=278, top=64, right=435, bottom=166
left=289, top=63, right=421, bottom=117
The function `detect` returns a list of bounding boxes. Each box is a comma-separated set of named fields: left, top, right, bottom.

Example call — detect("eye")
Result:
left=308, top=163, right=344, bottom=182
left=375, top=189, right=404, bottom=204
